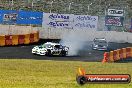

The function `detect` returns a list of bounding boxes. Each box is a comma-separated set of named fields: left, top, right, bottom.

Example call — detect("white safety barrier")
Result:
left=38, top=27, right=132, bottom=43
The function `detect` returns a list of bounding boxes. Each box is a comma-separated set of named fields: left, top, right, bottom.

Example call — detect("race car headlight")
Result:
left=103, top=46, right=106, bottom=47
left=33, top=47, right=38, bottom=50
left=44, top=49, right=47, bottom=51
left=94, top=45, right=98, bottom=47
left=32, top=48, right=36, bottom=51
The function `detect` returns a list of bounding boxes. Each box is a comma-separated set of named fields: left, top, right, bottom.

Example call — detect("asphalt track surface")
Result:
left=0, top=40, right=132, bottom=62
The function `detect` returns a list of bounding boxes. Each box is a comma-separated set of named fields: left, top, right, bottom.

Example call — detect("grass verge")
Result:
left=0, top=59, right=132, bottom=88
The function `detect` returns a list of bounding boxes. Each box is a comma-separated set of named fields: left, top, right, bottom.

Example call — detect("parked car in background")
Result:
left=92, top=38, right=108, bottom=50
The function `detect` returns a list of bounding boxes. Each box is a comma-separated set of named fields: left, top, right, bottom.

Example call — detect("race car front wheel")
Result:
left=60, top=51, right=66, bottom=57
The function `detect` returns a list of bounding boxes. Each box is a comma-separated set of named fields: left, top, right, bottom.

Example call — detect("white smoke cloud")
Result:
left=60, top=30, right=95, bottom=56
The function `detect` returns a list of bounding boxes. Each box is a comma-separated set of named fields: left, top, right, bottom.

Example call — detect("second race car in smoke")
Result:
left=92, top=38, right=108, bottom=50
left=32, top=42, right=69, bottom=56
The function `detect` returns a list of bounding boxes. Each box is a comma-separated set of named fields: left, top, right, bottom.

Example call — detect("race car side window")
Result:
left=50, top=45, right=54, bottom=48
left=45, top=44, right=52, bottom=48
left=59, top=45, right=63, bottom=49
left=54, top=45, right=60, bottom=49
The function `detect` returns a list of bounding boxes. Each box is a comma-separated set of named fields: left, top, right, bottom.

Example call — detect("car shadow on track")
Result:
left=33, top=56, right=102, bottom=62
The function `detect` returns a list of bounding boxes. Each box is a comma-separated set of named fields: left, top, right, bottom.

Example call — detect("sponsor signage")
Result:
left=74, top=15, right=98, bottom=30
left=108, top=9, right=124, bottom=16
left=3, top=13, right=18, bottom=24
left=130, top=18, right=132, bottom=32
left=42, top=13, right=98, bottom=30
left=0, top=10, right=43, bottom=25
left=42, top=13, right=74, bottom=29
left=17, top=11, right=43, bottom=25
left=0, top=10, right=18, bottom=24
left=105, top=16, right=124, bottom=27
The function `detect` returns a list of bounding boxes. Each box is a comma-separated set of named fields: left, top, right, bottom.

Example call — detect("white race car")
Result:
left=32, top=42, right=69, bottom=56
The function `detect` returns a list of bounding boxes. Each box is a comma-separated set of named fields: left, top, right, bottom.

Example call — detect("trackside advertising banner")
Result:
left=131, top=18, right=132, bottom=32
left=42, top=13, right=98, bottom=30
left=42, top=13, right=74, bottom=29
left=74, top=15, right=98, bottom=30
left=105, top=16, right=124, bottom=27
left=17, top=11, right=43, bottom=25
left=0, top=10, right=18, bottom=24
left=107, top=9, right=124, bottom=16
left=0, top=10, right=43, bottom=25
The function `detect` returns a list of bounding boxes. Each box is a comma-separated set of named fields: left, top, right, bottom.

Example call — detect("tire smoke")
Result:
left=60, top=30, right=94, bottom=56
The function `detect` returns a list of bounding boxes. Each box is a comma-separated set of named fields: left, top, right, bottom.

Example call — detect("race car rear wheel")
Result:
left=47, top=50, right=52, bottom=56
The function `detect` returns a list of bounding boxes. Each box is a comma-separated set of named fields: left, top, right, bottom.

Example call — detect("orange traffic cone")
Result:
left=102, top=58, right=106, bottom=63
left=102, top=52, right=109, bottom=63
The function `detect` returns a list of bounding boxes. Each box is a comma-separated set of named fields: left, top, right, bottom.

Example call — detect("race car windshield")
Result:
left=94, top=40, right=107, bottom=45
left=38, top=46, right=43, bottom=48
left=39, top=44, right=51, bottom=48
left=44, top=44, right=52, bottom=48
left=54, top=45, right=61, bottom=49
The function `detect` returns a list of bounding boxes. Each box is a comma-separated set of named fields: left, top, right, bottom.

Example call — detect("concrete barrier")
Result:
left=102, top=47, right=132, bottom=63
left=0, top=31, right=39, bottom=46
left=39, top=27, right=132, bottom=43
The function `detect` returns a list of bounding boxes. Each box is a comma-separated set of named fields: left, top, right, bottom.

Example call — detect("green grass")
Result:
left=0, top=59, right=132, bottom=88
